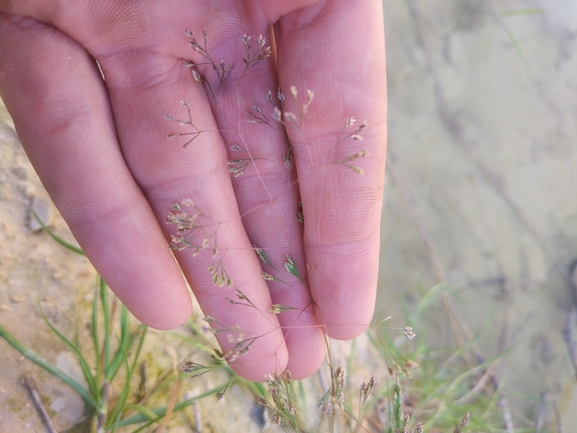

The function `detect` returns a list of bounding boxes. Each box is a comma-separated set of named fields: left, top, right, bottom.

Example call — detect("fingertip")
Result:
left=137, top=294, right=193, bottom=330
left=77, top=222, right=194, bottom=331
left=319, top=321, right=370, bottom=341
left=108, top=271, right=193, bottom=330
left=315, top=297, right=373, bottom=340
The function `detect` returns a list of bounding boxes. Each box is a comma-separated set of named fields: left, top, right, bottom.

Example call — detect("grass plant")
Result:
left=0, top=218, right=512, bottom=432
left=0, top=225, right=511, bottom=432
left=0, top=221, right=223, bottom=432
left=0, top=28, right=524, bottom=433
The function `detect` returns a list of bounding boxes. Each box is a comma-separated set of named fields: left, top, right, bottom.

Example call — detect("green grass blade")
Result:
left=412, top=282, right=454, bottom=322
left=0, top=322, right=100, bottom=410
left=38, top=306, right=99, bottom=398
left=392, top=380, right=402, bottom=430
left=284, top=254, right=304, bottom=283
left=107, top=356, right=133, bottom=428
left=31, top=208, right=85, bottom=256
left=124, top=404, right=158, bottom=420
left=108, top=385, right=223, bottom=430
left=91, top=283, right=102, bottom=389
left=107, top=325, right=148, bottom=425
left=238, top=378, right=266, bottom=398
left=175, top=319, right=220, bottom=356
left=106, top=306, right=132, bottom=382
left=296, top=379, right=308, bottom=421
left=99, top=277, right=111, bottom=373
left=109, top=376, right=133, bottom=428
left=491, top=13, right=532, bottom=75
left=253, top=245, right=277, bottom=269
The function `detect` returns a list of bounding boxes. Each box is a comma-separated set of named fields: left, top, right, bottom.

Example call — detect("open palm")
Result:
left=0, top=0, right=387, bottom=380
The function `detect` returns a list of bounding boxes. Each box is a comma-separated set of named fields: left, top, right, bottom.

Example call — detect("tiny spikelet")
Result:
left=215, top=379, right=231, bottom=401
left=269, top=304, right=297, bottom=314
left=269, top=304, right=283, bottom=314
left=181, top=198, right=194, bottom=207
left=272, top=107, right=282, bottom=122
left=297, top=211, right=304, bottom=224
left=262, top=272, right=275, bottom=281
left=402, top=326, right=416, bottom=339
left=284, top=254, right=304, bottom=283
left=277, top=89, right=285, bottom=102
left=453, top=412, right=470, bottom=433
left=283, top=112, right=297, bottom=123
left=181, top=361, right=216, bottom=378
left=254, top=245, right=276, bottom=269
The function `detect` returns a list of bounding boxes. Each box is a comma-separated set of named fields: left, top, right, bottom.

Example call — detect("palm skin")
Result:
left=0, top=0, right=387, bottom=381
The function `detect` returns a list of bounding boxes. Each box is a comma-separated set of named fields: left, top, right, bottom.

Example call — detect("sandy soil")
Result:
left=1, top=0, right=577, bottom=431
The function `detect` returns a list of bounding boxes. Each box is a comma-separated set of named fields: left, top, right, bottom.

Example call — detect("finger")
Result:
left=84, top=18, right=292, bottom=380
left=0, top=13, right=192, bottom=329
left=274, top=0, right=388, bottom=338
left=185, top=27, right=326, bottom=378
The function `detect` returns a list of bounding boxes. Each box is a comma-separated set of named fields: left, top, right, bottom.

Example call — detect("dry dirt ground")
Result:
left=1, top=0, right=577, bottom=432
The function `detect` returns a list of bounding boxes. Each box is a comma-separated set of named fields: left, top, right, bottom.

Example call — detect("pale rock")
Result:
left=10, top=165, right=29, bottom=180
left=29, top=196, right=54, bottom=231
left=50, top=352, right=89, bottom=430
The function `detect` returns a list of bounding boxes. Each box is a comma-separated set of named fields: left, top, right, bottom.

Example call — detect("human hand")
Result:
left=0, top=0, right=387, bottom=381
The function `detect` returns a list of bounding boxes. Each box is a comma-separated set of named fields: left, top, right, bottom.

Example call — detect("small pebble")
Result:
left=3, top=118, right=15, bottom=132
left=52, top=271, right=65, bottom=280
left=29, top=196, right=54, bottom=231
left=18, top=181, right=35, bottom=198
left=250, top=403, right=266, bottom=428
left=10, top=165, right=29, bottom=180
left=10, top=295, right=26, bottom=303
left=39, top=300, right=58, bottom=323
